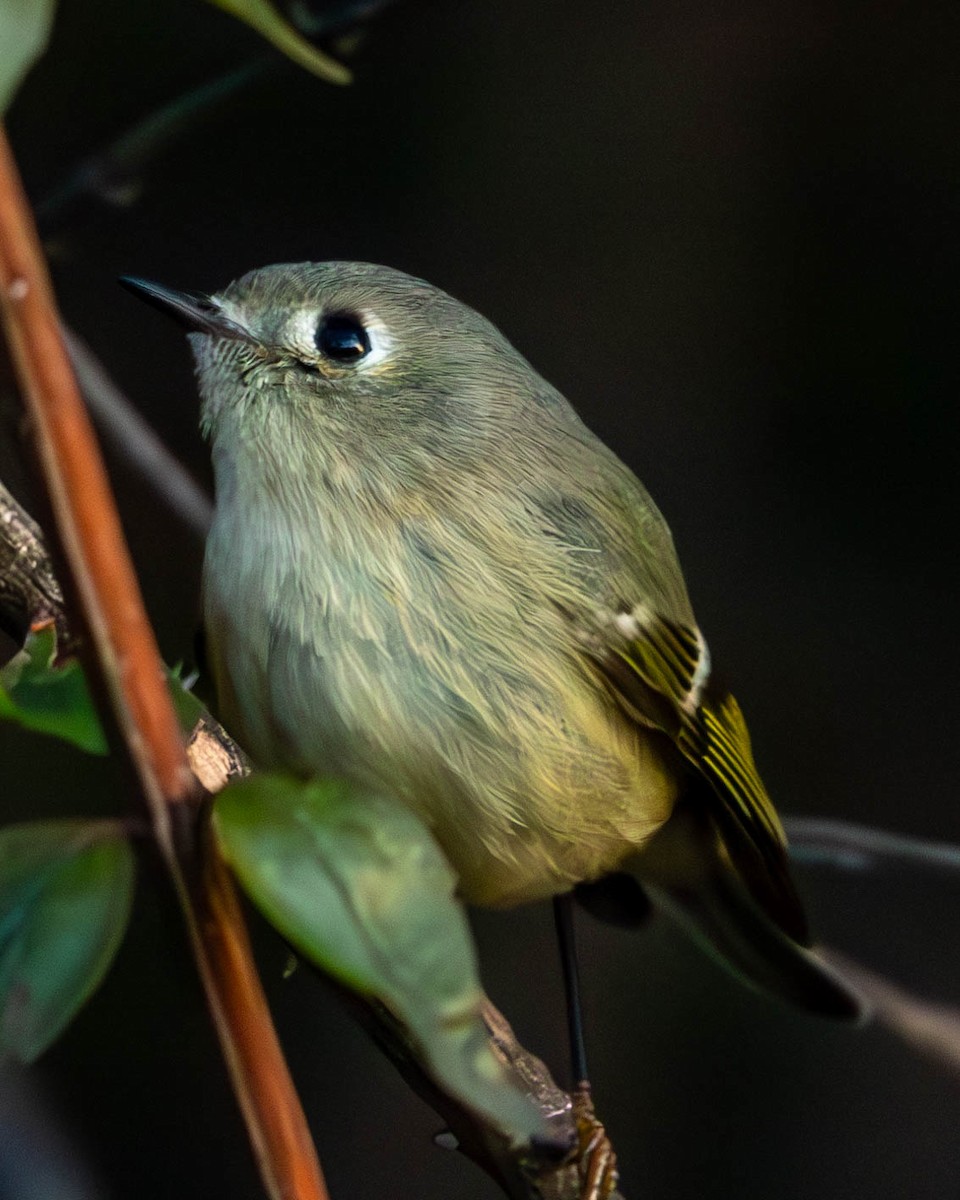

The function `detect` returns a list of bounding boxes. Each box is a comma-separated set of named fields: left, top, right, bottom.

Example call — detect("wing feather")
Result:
left=587, top=606, right=809, bottom=944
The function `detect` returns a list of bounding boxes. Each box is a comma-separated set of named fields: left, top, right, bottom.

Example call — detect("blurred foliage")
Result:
left=0, top=626, right=107, bottom=755
left=214, top=772, right=547, bottom=1144
left=0, top=0, right=348, bottom=120
left=208, top=0, right=351, bottom=84
left=0, top=0, right=56, bottom=113
left=0, top=819, right=134, bottom=1062
left=0, top=625, right=206, bottom=753
left=165, top=662, right=207, bottom=733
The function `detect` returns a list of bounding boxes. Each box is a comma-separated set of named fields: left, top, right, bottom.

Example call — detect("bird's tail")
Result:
left=626, top=803, right=864, bottom=1020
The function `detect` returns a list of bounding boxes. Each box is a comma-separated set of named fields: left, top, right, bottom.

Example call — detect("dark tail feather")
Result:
left=645, top=873, right=863, bottom=1018
left=628, top=804, right=865, bottom=1020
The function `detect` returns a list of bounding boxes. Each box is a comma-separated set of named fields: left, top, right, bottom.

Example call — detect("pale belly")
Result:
left=208, top=609, right=678, bottom=906
left=203, top=508, right=679, bottom=907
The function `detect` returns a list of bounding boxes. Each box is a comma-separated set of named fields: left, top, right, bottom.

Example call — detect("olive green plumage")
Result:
left=147, top=262, right=858, bottom=1016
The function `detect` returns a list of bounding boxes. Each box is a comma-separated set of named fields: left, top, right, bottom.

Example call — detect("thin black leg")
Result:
left=553, top=891, right=589, bottom=1088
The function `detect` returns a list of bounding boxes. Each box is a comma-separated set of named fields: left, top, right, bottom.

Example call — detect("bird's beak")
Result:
left=119, top=277, right=253, bottom=342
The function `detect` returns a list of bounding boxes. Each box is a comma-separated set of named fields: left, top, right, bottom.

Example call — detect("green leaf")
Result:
left=206, top=0, right=352, bottom=86
left=0, top=0, right=57, bottom=113
left=165, top=664, right=206, bottom=736
left=0, top=819, right=135, bottom=1062
left=1, top=631, right=210, bottom=752
left=0, top=626, right=107, bottom=755
left=214, top=774, right=546, bottom=1145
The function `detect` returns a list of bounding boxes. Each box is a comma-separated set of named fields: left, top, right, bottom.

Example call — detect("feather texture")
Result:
left=188, top=261, right=857, bottom=1015
left=582, top=606, right=808, bottom=943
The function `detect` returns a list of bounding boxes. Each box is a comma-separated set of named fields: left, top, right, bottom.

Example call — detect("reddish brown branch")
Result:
left=0, top=124, right=329, bottom=1200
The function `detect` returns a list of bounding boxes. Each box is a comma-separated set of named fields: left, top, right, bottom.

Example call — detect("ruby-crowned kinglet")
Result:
left=123, top=263, right=859, bottom=1018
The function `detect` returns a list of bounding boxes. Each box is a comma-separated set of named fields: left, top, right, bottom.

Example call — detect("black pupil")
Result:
left=316, top=314, right=370, bottom=361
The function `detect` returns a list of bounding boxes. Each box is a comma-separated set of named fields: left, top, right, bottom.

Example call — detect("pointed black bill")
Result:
left=119, top=277, right=252, bottom=341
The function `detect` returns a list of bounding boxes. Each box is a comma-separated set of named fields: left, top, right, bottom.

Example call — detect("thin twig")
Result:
left=62, top=325, right=213, bottom=537
left=35, top=4, right=404, bottom=231
left=36, top=61, right=270, bottom=226
left=786, top=817, right=960, bottom=875
left=0, top=124, right=329, bottom=1200
left=822, top=949, right=960, bottom=1077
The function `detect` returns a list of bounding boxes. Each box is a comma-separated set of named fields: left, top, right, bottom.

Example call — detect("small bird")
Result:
left=122, top=263, right=859, bottom=1028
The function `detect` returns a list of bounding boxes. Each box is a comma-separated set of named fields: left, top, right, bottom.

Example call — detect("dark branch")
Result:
left=785, top=816, right=960, bottom=876
left=36, top=61, right=270, bottom=227
left=0, top=477, right=70, bottom=648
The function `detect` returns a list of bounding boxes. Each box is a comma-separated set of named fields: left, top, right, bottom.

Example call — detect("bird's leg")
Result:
left=553, top=891, right=589, bottom=1090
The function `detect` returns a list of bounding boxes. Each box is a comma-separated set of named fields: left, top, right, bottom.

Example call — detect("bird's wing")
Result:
left=579, top=602, right=809, bottom=945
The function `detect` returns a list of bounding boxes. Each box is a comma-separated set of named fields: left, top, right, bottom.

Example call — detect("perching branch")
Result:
left=0, top=354, right=618, bottom=1198
left=0, top=476, right=69, bottom=648
left=0, top=124, right=330, bottom=1200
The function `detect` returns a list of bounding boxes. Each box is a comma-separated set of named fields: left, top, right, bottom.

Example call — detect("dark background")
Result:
left=2, top=1, right=960, bottom=1197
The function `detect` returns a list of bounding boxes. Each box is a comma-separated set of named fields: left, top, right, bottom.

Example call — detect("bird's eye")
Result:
left=315, top=313, right=371, bottom=362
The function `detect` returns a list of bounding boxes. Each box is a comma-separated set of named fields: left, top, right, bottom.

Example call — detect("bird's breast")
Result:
left=203, top=488, right=679, bottom=905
